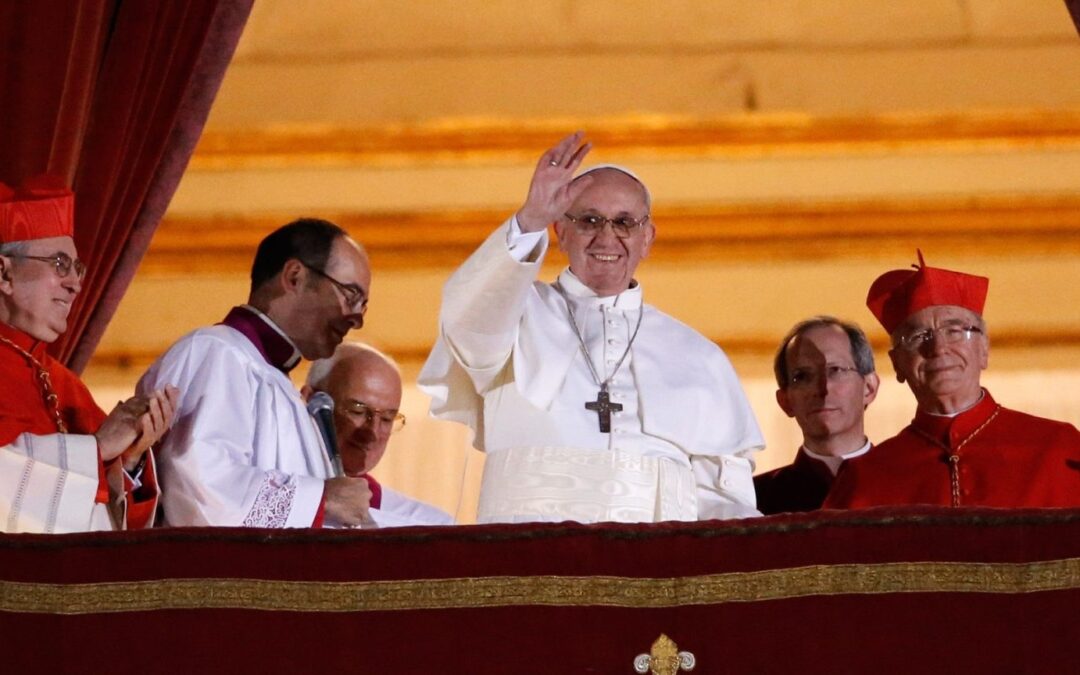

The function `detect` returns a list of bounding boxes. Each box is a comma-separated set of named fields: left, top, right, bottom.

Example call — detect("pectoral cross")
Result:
left=585, top=386, right=623, bottom=433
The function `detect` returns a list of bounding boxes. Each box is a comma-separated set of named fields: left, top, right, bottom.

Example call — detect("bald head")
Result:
left=305, top=342, right=403, bottom=476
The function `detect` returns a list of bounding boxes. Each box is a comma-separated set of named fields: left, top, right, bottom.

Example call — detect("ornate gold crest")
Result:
left=633, top=633, right=696, bottom=674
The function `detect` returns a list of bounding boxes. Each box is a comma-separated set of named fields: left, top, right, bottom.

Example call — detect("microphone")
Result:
left=307, top=392, right=344, bottom=477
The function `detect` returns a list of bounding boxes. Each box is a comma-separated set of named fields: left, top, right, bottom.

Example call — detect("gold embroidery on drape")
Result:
left=2, top=557, right=1077, bottom=615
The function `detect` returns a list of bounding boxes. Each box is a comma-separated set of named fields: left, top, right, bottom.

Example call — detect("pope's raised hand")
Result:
left=516, top=131, right=594, bottom=233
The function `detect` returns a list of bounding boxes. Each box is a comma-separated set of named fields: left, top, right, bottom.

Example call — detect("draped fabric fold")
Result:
left=0, top=0, right=254, bottom=371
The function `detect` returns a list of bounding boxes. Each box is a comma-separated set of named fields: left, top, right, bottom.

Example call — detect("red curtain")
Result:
left=0, top=0, right=253, bottom=371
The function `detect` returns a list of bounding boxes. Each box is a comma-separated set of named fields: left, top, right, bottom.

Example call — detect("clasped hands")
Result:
left=95, top=385, right=180, bottom=473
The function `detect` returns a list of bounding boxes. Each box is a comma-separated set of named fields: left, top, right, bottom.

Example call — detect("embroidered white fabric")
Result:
left=1, top=432, right=107, bottom=533
left=242, top=471, right=296, bottom=528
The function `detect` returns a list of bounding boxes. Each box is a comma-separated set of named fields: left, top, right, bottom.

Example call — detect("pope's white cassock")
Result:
left=419, top=217, right=765, bottom=523
left=138, top=315, right=331, bottom=528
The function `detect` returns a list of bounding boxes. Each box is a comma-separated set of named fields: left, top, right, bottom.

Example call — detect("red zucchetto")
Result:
left=0, top=175, right=75, bottom=243
left=866, top=250, right=989, bottom=334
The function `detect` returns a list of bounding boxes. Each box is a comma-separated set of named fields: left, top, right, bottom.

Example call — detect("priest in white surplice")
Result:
left=138, top=219, right=375, bottom=528
left=419, top=132, right=765, bottom=523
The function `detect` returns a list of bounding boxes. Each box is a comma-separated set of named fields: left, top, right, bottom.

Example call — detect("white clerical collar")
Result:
left=556, top=268, right=643, bottom=310
left=239, top=304, right=303, bottom=368
left=802, top=439, right=872, bottom=476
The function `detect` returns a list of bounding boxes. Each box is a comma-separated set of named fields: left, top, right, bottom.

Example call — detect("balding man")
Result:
left=304, top=343, right=453, bottom=527
left=420, top=132, right=763, bottom=523
left=139, top=218, right=375, bottom=528
left=826, top=253, right=1080, bottom=509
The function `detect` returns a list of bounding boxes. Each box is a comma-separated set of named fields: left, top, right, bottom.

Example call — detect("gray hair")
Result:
left=306, top=341, right=400, bottom=390
left=889, top=309, right=988, bottom=347
left=774, top=316, right=876, bottom=389
left=0, top=240, right=30, bottom=257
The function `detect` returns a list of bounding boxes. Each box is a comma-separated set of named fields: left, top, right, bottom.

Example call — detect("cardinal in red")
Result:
left=0, top=176, right=176, bottom=532
left=826, top=252, right=1080, bottom=509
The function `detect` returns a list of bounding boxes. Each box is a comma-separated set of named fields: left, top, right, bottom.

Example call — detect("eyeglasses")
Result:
left=563, top=212, right=649, bottom=239
left=787, top=365, right=862, bottom=389
left=340, top=400, right=406, bottom=433
left=300, top=261, right=367, bottom=312
left=7, top=252, right=86, bottom=280
left=895, top=325, right=983, bottom=352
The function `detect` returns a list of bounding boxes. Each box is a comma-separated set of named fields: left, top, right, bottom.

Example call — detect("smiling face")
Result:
left=291, top=236, right=371, bottom=361
left=319, top=348, right=402, bottom=476
left=0, top=236, right=82, bottom=342
left=889, top=305, right=988, bottom=414
left=553, top=169, right=655, bottom=297
left=776, top=324, right=879, bottom=456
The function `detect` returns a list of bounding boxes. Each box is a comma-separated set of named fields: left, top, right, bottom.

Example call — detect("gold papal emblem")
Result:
left=633, top=633, right=696, bottom=674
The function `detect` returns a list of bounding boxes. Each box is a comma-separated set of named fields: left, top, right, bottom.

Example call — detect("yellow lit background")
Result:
left=83, top=1, right=1080, bottom=522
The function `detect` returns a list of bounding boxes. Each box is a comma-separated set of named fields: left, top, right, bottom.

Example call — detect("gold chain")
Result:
left=0, top=333, right=68, bottom=433
left=911, top=406, right=1000, bottom=507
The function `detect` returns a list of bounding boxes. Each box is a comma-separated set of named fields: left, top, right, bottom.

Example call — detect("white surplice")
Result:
left=0, top=432, right=119, bottom=532
left=419, top=218, right=765, bottom=523
left=138, top=325, right=331, bottom=527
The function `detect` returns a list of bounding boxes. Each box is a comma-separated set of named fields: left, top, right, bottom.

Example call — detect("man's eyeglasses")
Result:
left=563, top=212, right=649, bottom=239
left=7, top=252, right=86, bottom=280
left=895, top=325, right=983, bottom=352
left=787, top=365, right=862, bottom=389
left=300, top=261, right=367, bottom=312
left=340, top=400, right=406, bottom=433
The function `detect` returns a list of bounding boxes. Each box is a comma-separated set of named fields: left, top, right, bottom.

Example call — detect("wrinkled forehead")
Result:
left=571, top=165, right=652, bottom=212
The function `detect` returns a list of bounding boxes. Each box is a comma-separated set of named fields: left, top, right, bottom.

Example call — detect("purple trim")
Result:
left=220, top=306, right=300, bottom=374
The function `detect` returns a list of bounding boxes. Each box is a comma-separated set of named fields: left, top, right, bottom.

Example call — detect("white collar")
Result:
left=802, top=438, right=872, bottom=476
left=556, top=268, right=643, bottom=310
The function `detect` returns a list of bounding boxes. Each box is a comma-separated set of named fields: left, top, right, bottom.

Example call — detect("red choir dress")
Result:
left=825, top=390, right=1080, bottom=509
left=0, top=321, right=157, bottom=529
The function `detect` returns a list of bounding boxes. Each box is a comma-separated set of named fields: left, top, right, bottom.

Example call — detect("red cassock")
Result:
left=825, top=390, right=1080, bottom=509
left=754, top=449, right=834, bottom=515
left=0, top=321, right=157, bottom=528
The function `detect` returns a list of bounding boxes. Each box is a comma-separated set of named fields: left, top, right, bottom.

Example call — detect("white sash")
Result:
left=477, top=446, right=698, bottom=524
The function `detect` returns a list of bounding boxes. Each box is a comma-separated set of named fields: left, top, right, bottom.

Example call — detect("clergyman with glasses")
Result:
left=419, top=132, right=764, bottom=523
left=826, top=253, right=1080, bottom=509
left=754, top=317, right=879, bottom=515
left=138, top=218, right=378, bottom=527
left=303, top=342, right=454, bottom=527
left=0, top=176, right=177, bottom=532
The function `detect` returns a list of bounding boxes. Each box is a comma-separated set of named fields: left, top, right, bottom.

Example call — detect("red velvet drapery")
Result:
left=1, top=508, right=1078, bottom=674
left=0, top=0, right=252, bottom=372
